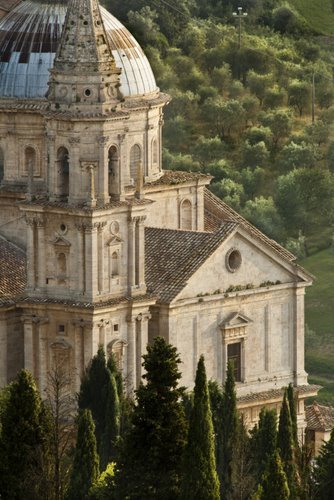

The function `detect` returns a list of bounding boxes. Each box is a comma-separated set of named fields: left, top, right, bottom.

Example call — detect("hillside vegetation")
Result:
left=290, top=0, right=334, bottom=35
left=105, top=0, right=334, bottom=399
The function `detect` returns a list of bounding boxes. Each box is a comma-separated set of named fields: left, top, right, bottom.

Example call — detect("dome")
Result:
left=0, top=0, right=157, bottom=99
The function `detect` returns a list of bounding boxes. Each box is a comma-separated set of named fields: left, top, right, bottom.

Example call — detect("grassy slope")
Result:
left=301, top=249, right=334, bottom=404
left=290, top=0, right=334, bottom=35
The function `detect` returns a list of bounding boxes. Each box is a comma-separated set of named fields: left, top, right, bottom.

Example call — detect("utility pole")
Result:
left=233, top=7, right=248, bottom=49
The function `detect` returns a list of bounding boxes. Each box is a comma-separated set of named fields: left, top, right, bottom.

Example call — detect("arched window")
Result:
left=57, top=252, right=67, bottom=276
left=107, top=340, right=126, bottom=371
left=25, top=146, right=36, bottom=175
left=181, top=199, right=192, bottom=230
left=111, top=251, right=119, bottom=277
left=57, top=147, right=69, bottom=197
left=0, top=147, right=4, bottom=183
left=108, top=146, right=118, bottom=196
left=152, top=138, right=158, bottom=165
left=130, top=144, right=141, bottom=181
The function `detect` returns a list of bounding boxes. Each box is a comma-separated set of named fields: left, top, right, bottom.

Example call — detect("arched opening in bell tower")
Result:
left=108, top=145, right=119, bottom=197
left=130, top=144, right=142, bottom=183
left=57, top=147, right=69, bottom=199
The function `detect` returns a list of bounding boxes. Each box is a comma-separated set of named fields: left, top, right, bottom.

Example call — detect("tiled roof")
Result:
left=19, top=293, right=156, bottom=310
left=0, top=236, right=26, bottom=304
left=145, top=170, right=212, bottom=187
left=306, top=401, right=334, bottom=431
left=237, top=384, right=321, bottom=406
left=204, top=188, right=295, bottom=262
left=145, top=222, right=238, bottom=303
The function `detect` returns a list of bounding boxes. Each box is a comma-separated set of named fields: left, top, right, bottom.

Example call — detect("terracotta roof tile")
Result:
left=306, top=401, right=334, bottom=431
left=204, top=188, right=295, bottom=262
left=237, top=384, right=321, bottom=406
left=145, top=222, right=238, bottom=303
left=0, top=236, right=26, bottom=304
left=145, top=170, right=212, bottom=187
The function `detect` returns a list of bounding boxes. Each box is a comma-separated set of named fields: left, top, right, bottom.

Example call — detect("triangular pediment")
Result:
left=220, top=312, right=252, bottom=330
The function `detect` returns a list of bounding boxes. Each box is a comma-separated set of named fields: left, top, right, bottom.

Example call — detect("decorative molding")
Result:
left=69, top=137, right=81, bottom=145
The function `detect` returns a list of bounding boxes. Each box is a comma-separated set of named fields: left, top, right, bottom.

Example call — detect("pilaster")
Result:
left=294, top=287, right=308, bottom=385
left=126, top=318, right=136, bottom=392
left=25, top=216, right=36, bottom=290
left=136, top=312, right=151, bottom=381
left=36, top=216, right=46, bottom=290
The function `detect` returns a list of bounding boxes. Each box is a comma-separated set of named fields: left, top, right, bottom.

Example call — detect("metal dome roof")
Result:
left=0, top=0, right=158, bottom=99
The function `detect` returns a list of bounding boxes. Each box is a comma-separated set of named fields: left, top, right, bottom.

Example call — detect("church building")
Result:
left=0, top=0, right=319, bottom=433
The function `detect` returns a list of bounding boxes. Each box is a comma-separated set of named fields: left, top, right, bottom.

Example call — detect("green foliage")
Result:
left=253, top=408, right=277, bottom=482
left=0, top=370, right=52, bottom=500
left=115, top=337, right=187, bottom=499
left=79, top=347, right=121, bottom=469
left=221, top=362, right=238, bottom=498
left=277, top=141, right=317, bottom=172
left=275, top=167, right=334, bottom=239
left=287, top=384, right=298, bottom=446
left=208, top=380, right=224, bottom=483
left=242, top=196, right=285, bottom=241
left=277, top=391, right=298, bottom=496
left=313, top=429, right=334, bottom=499
left=67, top=409, right=100, bottom=500
left=181, top=356, right=220, bottom=499
left=259, top=450, right=290, bottom=500
left=88, top=463, right=115, bottom=500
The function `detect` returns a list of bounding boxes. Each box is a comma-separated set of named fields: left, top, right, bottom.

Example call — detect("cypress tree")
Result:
left=260, top=450, right=290, bottom=500
left=208, top=379, right=224, bottom=483
left=100, top=371, right=120, bottom=470
left=115, top=337, right=187, bottom=499
left=79, top=346, right=120, bottom=468
left=278, top=390, right=298, bottom=496
left=313, top=428, right=334, bottom=500
left=0, top=369, right=52, bottom=500
left=181, top=355, right=220, bottom=499
left=287, top=383, right=298, bottom=446
left=67, top=408, right=99, bottom=500
left=221, top=361, right=238, bottom=498
left=254, top=407, right=277, bottom=481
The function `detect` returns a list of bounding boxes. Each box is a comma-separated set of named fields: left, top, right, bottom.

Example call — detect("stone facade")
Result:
left=0, top=0, right=319, bottom=432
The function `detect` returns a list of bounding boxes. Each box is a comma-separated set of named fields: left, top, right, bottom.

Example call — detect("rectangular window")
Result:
left=58, top=324, right=66, bottom=334
left=227, top=342, right=241, bottom=382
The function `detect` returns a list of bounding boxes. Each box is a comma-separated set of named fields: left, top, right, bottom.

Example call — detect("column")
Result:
left=72, top=323, right=83, bottom=391
left=98, top=136, right=110, bottom=205
left=222, top=339, right=228, bottom=384
left=118, top=133, right=126, bottom=200
left=242, top=337, right=248, bottom=383
left=0, top=318, right=7, bottom=387
left=23, top=317, right=34, bottom=374
left=46, top=133, right=56, bottom=200
left=97, top=222, right=106, bottom=294
left=83, top=322, right=94, bottom=369
left=26, top=217, right=36, bottom=289
left=98, top=320, right=108, bottom=352
left=128, top=218, right=136, bottom=292
left=84, top=224, right=98, bottom=299
left=126, top=318, right=136, bottom=392
left=136, top=313, right=150, bottom=381
left=36, top=217, right=46, bottom=289
left=68, top=137, right=80, bottom=203
left=136, top=216, right=146, bottom=290
left=38, top=320, right=49, bottom=395
left=75, top=223, right=85, bottom=293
